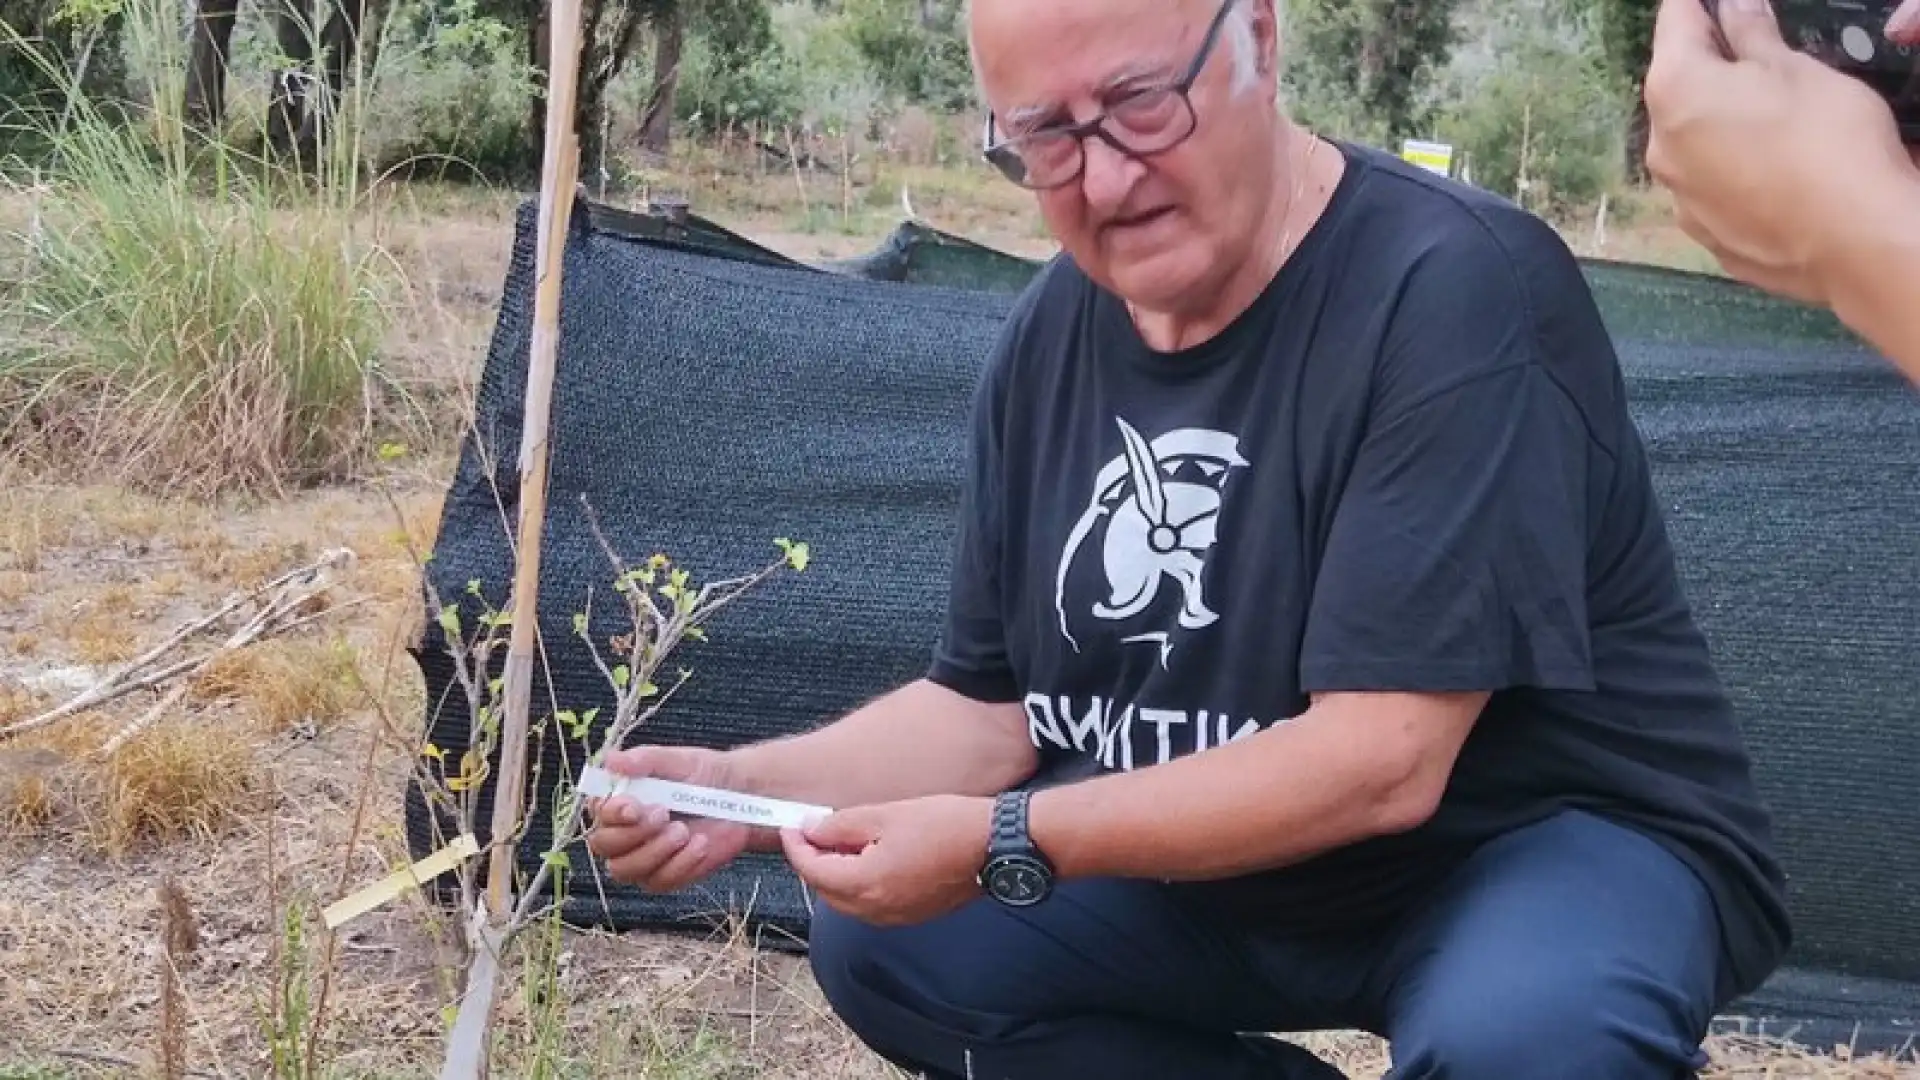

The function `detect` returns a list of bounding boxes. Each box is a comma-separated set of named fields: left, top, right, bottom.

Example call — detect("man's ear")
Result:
left=1251, top=0, right=1281, bottom=79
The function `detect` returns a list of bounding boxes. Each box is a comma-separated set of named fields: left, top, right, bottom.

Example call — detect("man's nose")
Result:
left=1078, top=134, right=1145, bottom=214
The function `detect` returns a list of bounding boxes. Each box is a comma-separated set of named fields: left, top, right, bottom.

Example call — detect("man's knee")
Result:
left=1390, top=970, right=1711, bottom=1079
left=808, top=901, right=1024, bottom=1047
left=807, top=903, right=910, bottom=1039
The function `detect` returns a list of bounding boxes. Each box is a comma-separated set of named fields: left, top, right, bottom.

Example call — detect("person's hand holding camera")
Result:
left=1643, top=0, right=1920, bottom=383
left=584, top=745, right=756, bottom=893
left=1644, top=0, right=1920, bottom=305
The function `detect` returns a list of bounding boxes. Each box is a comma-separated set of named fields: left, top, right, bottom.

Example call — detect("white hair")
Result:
left=1223, top=0, right=1290, bottom=99
left=966, top=0, right=1280, bottom=113
left=1222, top=2, right=1263, bottom=96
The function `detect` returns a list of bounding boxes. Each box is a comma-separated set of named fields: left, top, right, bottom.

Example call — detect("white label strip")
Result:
left=578, top=765, right=831, bottom=831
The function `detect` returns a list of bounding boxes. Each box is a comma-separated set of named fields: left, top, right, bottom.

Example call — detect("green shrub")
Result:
left=840, top=0, right=973, bottom=112
left=1279, top=0, right=1460, bottom=148
left=672, top=12, right=805, bottom=133
left=357, top=0, right=539, bottom=183
left=1426, top=0, right=1631, bottom=213
left=674, top=0, right=883, bottom=138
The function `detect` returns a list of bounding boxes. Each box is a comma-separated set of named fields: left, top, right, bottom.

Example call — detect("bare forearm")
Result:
left=1826, top=171, right=1920, bottom=386
left=723, top=678, right=1037, bottom=810
left=1028, top=695, right=1468, bottom=883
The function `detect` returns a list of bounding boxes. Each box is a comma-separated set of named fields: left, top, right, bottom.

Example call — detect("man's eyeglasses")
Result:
left=981, top=0, right=1239, bottom=191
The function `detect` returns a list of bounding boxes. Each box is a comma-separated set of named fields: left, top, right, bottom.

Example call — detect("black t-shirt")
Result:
left=926, top=141, right=1791, bottom=1000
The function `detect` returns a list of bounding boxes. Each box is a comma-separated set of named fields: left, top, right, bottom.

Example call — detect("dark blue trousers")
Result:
left=808, top=810, right=1729, bottom=1079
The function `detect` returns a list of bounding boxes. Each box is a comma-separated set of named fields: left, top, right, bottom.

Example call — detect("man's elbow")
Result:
left=975, top=741, right=1039, bottom=794
left=987, top=722, right=1042, bottom=790
left=1364, top=745, right=1453, bottom=836
left=1317, top=691, right=1480, bottom=837
left=952, top=692, right=1040, bottom=793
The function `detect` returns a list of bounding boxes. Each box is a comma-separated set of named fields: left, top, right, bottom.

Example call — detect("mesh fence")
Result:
left=407, top=198, right=1920, bottom=1051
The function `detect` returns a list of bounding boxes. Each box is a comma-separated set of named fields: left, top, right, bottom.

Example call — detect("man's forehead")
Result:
left=999, top=59, right=1177, bottom=124
left=969, top=0, right=1209, bottom=116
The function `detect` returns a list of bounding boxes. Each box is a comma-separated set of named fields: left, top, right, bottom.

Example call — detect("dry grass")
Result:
left=1, top=707, right=261, bottom=858
left=92, top=720, right=266, bottom=857
left=0, top=141, right=1909, bottom=1078
left=188, top=637, right=361, bottom=737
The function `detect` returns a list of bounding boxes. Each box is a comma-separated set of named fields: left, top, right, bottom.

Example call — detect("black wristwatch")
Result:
left=978, top=789, right=1054, bottom=907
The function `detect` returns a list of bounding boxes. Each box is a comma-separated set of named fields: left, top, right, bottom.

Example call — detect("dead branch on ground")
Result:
left=0, top=547, right=361, bottom=752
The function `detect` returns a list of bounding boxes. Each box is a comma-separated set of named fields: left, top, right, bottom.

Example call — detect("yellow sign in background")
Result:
left=1400, top=139, right=1454, bottom=177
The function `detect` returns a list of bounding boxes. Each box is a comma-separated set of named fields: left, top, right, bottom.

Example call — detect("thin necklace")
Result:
left=1271, top=132, right=1316, bottom=276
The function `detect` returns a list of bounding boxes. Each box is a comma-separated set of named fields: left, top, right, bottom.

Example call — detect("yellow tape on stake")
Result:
left=321, top=833, right=480, bottom=930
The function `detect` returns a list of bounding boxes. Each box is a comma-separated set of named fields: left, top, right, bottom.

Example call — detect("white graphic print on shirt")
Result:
left=1051, top=416, right=1249, bottom=669
left=1033, top=416, right=1271, bottom=770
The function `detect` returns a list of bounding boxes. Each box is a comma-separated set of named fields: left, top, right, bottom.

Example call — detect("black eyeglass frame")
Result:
left=980, top=0, right=1241, bottom=190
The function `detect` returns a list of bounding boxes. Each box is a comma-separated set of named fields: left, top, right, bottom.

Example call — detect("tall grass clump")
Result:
left=0, top=0, right=414, bottom=498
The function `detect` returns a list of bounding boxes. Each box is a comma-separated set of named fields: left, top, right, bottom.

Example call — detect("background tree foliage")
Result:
left=1281, top=0, right=1650, bottom=212
left=1425, top=0, right=1630, bottom=209
left=2, top=0, right=128, bottom=137
left=840, top=0, right=971, bottom=111
left=1593, top=0, right=1659, bottom=178
left=1, top=0, right=1664, bottom=203
left=1281, top=0, right=1462, bottom=146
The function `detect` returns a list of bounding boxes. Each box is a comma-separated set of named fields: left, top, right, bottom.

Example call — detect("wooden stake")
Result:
left=436, top=0, right=584, bottom=1076
left=487, top=0, right=583, bottom=924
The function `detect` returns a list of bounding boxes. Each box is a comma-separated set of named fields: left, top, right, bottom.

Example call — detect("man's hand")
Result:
left=1642, top=0, right=1920, bottom=305
left=781, top=794, right=993, bottom=926
left=584, top=745, right=756, bottom=893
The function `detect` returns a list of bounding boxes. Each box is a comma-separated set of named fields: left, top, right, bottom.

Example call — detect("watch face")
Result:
left=985, top=856, right=1051, bottom=907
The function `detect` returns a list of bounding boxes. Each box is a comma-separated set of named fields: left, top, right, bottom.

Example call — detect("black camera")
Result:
left=1707, top=0, right=1920, bottom=141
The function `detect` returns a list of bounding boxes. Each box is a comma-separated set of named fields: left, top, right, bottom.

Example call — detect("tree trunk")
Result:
left=523, top=0, right=649, bottom=185
left=1355, top=0, right=1457, bottom=142
left=183, top=0, right=239, bottom=131
left=525, top=0, right=551, bottom=176
left=266, top=0, right=314, bottom=157
left=1624, top=95, right=1651, bottom=185
left=321, top=0, right=365, bottom=95
left=637, top=6, right=684, bottom=157
left=296, top=0, right=369, bottom=148
left=576, top=0, right=648, bottom=191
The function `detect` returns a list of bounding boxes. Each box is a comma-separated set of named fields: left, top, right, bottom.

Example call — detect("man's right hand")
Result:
left=584, top=745, right=753, bottom=893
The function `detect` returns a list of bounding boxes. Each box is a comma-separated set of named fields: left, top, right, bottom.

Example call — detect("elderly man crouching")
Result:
left=586, top=0, right=1791, bottom=1076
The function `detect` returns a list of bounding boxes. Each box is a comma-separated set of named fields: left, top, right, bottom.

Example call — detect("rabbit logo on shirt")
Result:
left=1053, top=417, right=1248, bottom=668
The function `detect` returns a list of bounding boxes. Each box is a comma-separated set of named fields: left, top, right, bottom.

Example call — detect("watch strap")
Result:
left=988, top=789, right=1033, bottom=858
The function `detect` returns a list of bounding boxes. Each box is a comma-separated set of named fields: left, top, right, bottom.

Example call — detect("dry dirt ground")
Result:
left=1, top=166, right=1915, bottom=1078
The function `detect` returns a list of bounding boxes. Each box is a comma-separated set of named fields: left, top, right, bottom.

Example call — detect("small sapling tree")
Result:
left=420, top=492, right=809, bottom=1077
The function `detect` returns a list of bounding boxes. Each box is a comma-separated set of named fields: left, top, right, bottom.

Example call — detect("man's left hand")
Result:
left=782, top=794, right=993, bottom=926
